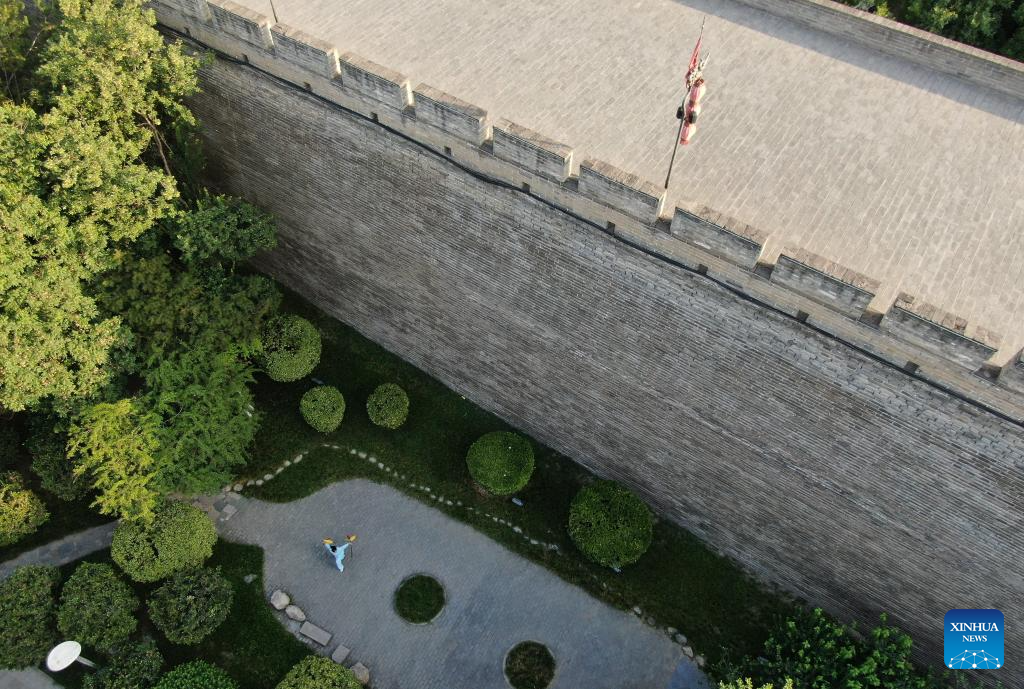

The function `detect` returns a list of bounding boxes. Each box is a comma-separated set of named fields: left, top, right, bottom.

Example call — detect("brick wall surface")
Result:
left=189, top=57, right=1024, bottom=677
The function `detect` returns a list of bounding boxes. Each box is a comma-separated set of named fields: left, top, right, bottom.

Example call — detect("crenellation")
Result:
left=207, top=0, right=271, bottom=50
left=882, top=293, right=1000, bottom=370
left=412, top=84, right=490, bottom=146
left=670, top=205, right=765, bottom=269
left=338, top=52, right=412, bottom=112
left=770, top=246, right=880, bottom=319
left=578, top=159, right=665, bottom=225
left=270, top=24, right=339, bottom=79
left=999, top=350, right=1024, bottom=394
left=491, top=119, right=572, bottom=183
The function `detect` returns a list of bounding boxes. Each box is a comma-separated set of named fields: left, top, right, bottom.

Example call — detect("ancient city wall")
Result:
left=150, top=0, right=1024, bottom=676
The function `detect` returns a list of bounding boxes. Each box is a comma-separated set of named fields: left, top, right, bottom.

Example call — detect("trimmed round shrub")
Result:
left=261, top=315, right=321, bottom=382
left=154, top=661, right=238, bottom=689
left=275, top=656, right=361, bottom=689
left=149, top=567, right=233, bottom=645
left=366, top=383, right=409, bottom=429
left=300, top=386, right=346, bottom=433
left=394, top=574, right=445, bottom=624
left=83, top=638, right=164, bottom=689
left=567, top=480, right=653, bottom=568
left=112, top=502, right=217, bottom=582
left=58, top=562, right=138, bottom=651
left=29, top=428, right=89, bottom=502
left=0, top=565, right=60, bottom=669
left=504, top=641, right=555, bottom=689
left=0, top=471, right=49, bottom=547
left=466, top=431, right=534, bottom=495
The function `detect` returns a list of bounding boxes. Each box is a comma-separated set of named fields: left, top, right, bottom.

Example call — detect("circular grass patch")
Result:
left=504, top=641, right=555, bottom=689
left=394, top=574, right=445, bottom=624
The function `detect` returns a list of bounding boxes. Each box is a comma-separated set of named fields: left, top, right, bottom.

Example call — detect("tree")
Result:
left=28, top=422, right=88, bottom=501
left=83, top=638, right=163, bottom=689
left=0, top=471, right=48, bottom=546
left=0, top=0, right=200, bottom=412
left=149, top=567, right=233, bottom=645
left=261, top=315, right=321, bottom=382
left=275, top=656, right=361, bottom=689
left=0, top=565, right=60, bottom=669
left=174, top=193, right=276, bottom=271
left=719, top=681, right=794, bottom=689
left=154, top=660, right=238, bottom=689
left=567, top=480, right=653, bottom=568
left=58, top=562, right=138, bottom=651
left=67, top=399, right=160, bottom=523
left=111, top=501, right=216, bottom=582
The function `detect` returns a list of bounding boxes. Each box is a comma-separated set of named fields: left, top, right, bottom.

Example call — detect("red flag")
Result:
left=685, top=36, right=702, bottom=84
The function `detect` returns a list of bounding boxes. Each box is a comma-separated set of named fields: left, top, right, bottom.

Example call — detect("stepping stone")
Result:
left=299, top=621, right=332, bottom=646
left=220, top=504, right=238, bottom=520
left=349, top=662, right=370, bottom=685
left=233, top=484, right=243, bottom=492
left=226, top=491, right=241, bottom=501
left=270, top=590, right=290, bottom=610
left=331, top=644, right=351, bottom=664
left=263, top=473, right=273, bottom=481
left=285, top=604, right=306, bottom=621
left=243, top=574, right=257, bottom=584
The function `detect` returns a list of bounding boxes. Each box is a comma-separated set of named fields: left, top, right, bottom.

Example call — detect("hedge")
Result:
left=261, top=315, right=321, bottom=382
left=0, top=471, right=48, bottom=547
left=149, top=567, right=233, bottom=645
left=0, top=565, right=60, bottom=669
left=567, top=480, right=653, bottom=568
left=154, top=660, right=238, bottom=689
left=58, top=562, right=138, bottom=651
left=366, top=383, right=409, bottom=429
left=275, top=656, right=361, bottom=689
left=83, top=638, right=164, bottom=689
left=300, top=386, right=345, bottom=433
left=112, top=501, right=217, bottom=582
left=466, top=431, right=534, bottom=495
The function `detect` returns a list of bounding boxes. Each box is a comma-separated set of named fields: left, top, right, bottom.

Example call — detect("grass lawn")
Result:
left=50, top=541, right=309, bottom=689
left=393, top=574, right=446, bottom=624
left=244, top=287, right=797, bottom=671
left=504, top=641, right=556, bottom=689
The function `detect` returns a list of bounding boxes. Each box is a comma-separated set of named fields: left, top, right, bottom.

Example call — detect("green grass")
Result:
left=51, top=541, right=309, bottom=689
left=393, top=574, right=446, bottom=624
left=504, top=641, right=555, bottom=689
left=244, top=287, right=796, bottom=670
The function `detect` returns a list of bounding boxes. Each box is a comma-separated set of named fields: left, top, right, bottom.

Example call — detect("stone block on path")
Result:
left=285, top=604, right=306, bottom=621
left=350, top=662, right=370, bottom=685
left=299, top=621, right=332, bottom=646
left=220, top=504, right=238, bottom=520
left=330, top=644, right=350, bottom=664
left=270, top=590, right=290, bottom=610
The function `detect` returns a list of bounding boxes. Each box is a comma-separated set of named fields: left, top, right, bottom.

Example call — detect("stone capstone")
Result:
left=270, top=589, right=290, bottom=610
left=299, top=621, right=332, bottom=646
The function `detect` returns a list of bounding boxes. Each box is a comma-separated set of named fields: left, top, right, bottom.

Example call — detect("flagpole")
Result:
left=664, top=17, right=705, bottom=190
left=664, top=107, right=686, bottom=189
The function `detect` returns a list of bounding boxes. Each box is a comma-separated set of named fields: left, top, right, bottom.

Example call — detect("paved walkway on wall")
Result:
left=0, top=522, right=115, bottom=581
left=220, top=479, right=704, bottom=689
left=236, top=0, right=1024, bottom=350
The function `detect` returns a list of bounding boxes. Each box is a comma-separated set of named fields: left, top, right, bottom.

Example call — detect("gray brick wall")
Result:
left=188, top=57, right=1024, bottom=680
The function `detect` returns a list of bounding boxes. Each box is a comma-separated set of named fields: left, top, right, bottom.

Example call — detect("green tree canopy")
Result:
left=83, top=638, right=164, bottom=689
left=111, top=501, right=216, bottom=582
left=58, top=562, right=138, bottom=651
left=0, top=470, right=48, bottom=546
left=149, top=567, right=233, bottom=645
left=275, top=656, right=361, bottom=689
left=0, top=564, right=60, bottom=669
left=154, top=660, right=238, bottom=689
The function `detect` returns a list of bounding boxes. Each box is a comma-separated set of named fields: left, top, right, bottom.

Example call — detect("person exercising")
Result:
left=322, top=535, right=357, bottom=572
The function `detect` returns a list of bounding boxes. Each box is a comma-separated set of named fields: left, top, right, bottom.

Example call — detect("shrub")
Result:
left=567, top=480, right=653, bottom=568
left=719, top=681, right=794, bottom=689
left=261, top=315, right=321, bottom=382
left=275, top=656, right=361, bottom=689
left=58, top=562, right=138, bottom=651
left=0, top=565, right=61, bottom=669
left=112, top=501, right=217, bottom=582
left=149, top=567, right=233, bottom=645
left=366, top=383, right=409, bottom=429
left=0, top=471, right=48, bottom=547
left=466, top=431, right=534, bottom=495
left=504, top=641, right=555, bottom=689
left=299, top=386, right=345, bottom=433
left=83, top=638, right=164, bottom=689
left=28, top=427, right=89, bottom=501
left=154, top=660, right=238, bottom=689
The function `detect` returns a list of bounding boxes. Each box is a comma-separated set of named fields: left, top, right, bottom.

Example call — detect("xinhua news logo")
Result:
left=945, top=609, right=1003, bottom=670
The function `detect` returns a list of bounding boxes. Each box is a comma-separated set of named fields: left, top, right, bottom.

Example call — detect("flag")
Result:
left=685, top=35, right=702, bottom=85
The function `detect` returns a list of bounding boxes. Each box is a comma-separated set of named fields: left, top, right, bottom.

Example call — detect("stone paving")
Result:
left=0, top=522, right=115, bottom=581
left=220, top=478, right=706, bottom=689
left=235, top=0, right=1024, bottom=348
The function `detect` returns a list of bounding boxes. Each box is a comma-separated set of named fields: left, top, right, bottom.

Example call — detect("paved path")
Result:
left=0, top=522, right=115, bottom=581
left=235, top=0, right=1024, bottom=349
left=0, top=669, right=60, bottom=689
left=221, top=479, right=704, bottom=689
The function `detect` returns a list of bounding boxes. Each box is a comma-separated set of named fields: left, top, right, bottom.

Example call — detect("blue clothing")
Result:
left=325, top=542, right=350, bottom=572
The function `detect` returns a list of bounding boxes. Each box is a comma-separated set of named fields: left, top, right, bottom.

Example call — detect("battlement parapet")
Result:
left=413, top=84, right=490, bottom=146
left=670, top=205, right=766, bottom=269
left=578, top=159, right=665, bottom=225
left=339, top=52, right=412, bottom=112
left=492, top=119, right=572, bottom=183
left=271, top=24, right=339, bottom=79
left=882, top=293, right=1001, bottom=371
left=771, top=246, right=880, bottom=319
left=999, top=351, right=1024, bottom=394
left=207, top=0, right=270, bottom=50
